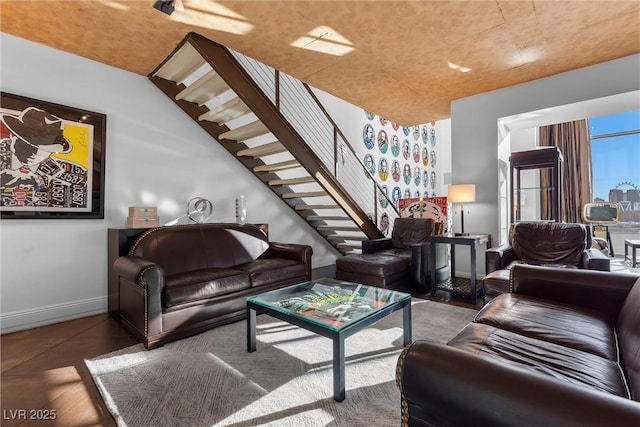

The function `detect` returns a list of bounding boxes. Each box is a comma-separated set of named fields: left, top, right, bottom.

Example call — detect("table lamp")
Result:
left=448, top=184, right=476, bottom=236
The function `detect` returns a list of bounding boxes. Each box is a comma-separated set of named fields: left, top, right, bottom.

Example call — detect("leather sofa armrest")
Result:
left=510, top=264, right=637, bottom=318
left=583, top=248, right=610, bottom=271
left=362, top=238, right=392, bottom=253
left=397, top=341, right=640, bottom=427
left=113, top=256, right=165, bottom=345
left=486, top=244, right=515, bottom=272
left=267, top=242, right=313, bottom=279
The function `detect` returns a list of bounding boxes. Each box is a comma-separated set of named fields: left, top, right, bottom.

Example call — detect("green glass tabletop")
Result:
left=247, top=277, right=410, bottom=332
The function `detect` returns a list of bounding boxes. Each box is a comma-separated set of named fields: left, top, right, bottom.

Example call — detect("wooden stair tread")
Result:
left=269, top=176, right=315, bottom=186
left=306, top=215, right=352, bottom=221
left=237, top=142, right=285, bottom=157
left=220, top=120, right=270, bottom=142
left=294, top=204, right=340, bottom=210
left=282, top=191, right=328, bottom=199
left=317, top=225, right=362, bottom=232
left=175, top=69, right=229, bottom=105
left=326, top=234, right=369, bottom=241
left=199, top=97, right=250, bottom=124
left=152, top=42, right=206, bottom=84
left=254, top=159, right=301, bottom=173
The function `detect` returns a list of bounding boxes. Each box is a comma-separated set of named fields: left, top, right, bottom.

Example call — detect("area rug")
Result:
left=86, top=300, right=476, bottom=427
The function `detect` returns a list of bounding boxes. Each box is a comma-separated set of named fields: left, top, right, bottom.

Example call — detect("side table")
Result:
left=430, top=234, right=492, bottom=304
left=625, top=239, right=640, bottom=268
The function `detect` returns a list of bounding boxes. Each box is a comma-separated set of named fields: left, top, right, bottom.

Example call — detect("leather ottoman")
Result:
left=335, top=253, right=409, bottom=289
left=483, top=269, right=510, bottom=304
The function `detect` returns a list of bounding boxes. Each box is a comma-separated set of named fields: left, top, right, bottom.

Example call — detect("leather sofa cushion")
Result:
left=476, top=294, right=617, bottom=361
left=510, top=222, right=587, bottom=267
left=335, top=253, right=409, bottom=277
left=164, top=268, right=251, bottom=307
left=448, top=322, right=629, bottom=398
left=615, top=278, right=640, bottom=400
left=235, top=258, right=306, bottom=287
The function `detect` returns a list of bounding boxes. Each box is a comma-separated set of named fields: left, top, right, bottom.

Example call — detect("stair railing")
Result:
left=230, top=49, right=400, bottom=232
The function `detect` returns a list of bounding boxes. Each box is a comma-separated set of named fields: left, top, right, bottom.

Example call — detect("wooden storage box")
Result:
left=126, top=216, right=160, bottom=228
left=128, top=206, right=158, bottom=217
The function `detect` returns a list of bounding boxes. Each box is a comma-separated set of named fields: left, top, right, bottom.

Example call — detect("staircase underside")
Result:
left=149, top=33, right=384, bottom=255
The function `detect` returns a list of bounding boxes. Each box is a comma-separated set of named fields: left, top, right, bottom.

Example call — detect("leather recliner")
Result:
left=336, top=218, right=449, bottom=291
left=483, top=221, right=610, bottom=303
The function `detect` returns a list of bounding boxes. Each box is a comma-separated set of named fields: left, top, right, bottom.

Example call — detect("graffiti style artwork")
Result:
left=0, top=92, right=106, bottom=219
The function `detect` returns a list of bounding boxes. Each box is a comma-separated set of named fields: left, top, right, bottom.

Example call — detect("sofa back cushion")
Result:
left=391, top=218, right=435, bottom=249
left=616, top=277, right=640, bottom=401
left=129, top=224, right=269, bottom=276
left=510, top=222, right=587, bottom=266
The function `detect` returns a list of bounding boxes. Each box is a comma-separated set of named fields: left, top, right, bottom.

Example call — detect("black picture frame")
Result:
left=0, top=92, right=106, bottom=219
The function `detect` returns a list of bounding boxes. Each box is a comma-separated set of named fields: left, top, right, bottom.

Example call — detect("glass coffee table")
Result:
left=247, top=277, right=411, bottom=402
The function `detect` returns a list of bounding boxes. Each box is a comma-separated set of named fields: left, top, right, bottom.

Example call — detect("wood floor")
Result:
left=0, top=265, right=479, bottom=427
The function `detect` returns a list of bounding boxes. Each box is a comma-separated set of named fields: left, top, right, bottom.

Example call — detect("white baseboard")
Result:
left=1, top=296, right=107, bottom=334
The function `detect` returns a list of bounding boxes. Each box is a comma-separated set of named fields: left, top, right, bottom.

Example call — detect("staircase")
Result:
left=149, top=32, right=398, bottom=254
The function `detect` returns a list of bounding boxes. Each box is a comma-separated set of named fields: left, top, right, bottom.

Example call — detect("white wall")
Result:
left=0, top=33, right=342, bottom=333
left=451, top=54, right=640, bottom=274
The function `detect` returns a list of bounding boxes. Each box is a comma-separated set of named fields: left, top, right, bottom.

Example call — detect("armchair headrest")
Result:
left=510, top=222, right=587, bottom=266
left=391, top=218, right=437, bottom=249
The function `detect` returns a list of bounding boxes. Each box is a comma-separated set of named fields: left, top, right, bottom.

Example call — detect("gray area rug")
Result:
left=86, top=300, right=476, bottom=427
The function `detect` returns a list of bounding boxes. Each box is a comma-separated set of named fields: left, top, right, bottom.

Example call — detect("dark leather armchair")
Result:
left=483, top=222, right=610, bottom=303
left=362, top=218, right=449, bottom=291
left=486, top=222, right=610, bottom=273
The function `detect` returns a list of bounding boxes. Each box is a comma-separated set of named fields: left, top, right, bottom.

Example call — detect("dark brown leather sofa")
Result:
left=397, top=265, right=640, bottom=426
left=484, top=222, right=610, bottom=303
left=113, top=223, right=312, bottom=349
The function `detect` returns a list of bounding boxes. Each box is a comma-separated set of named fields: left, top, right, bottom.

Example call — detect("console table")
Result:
left=430, top=234, right=491, bottom=305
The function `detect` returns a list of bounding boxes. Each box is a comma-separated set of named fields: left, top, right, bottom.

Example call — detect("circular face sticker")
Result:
left=421, top=125, right=429, bottom=144
left=379, top=212, right=390, bottom=236
left=430, top=171, right=437, bottom=189
left=430, top=150, right=437, bottom=168
left=430, top=128, right=437, bottom=147
left=391, top=160, right=401, bottom=182
left=403, top=188, right=411, bottom=199
left=403, top=164, right=412, bottom=185
left=392, top=186, right=402, bottom=207
left=363, top=154, right=375, bottom=176
left=377, top=129, right=389, bottom=154
left=379, top=117, right=388, bottom=127
left=412, top=143, right=420, bottom=163
left=422, top=147, right=429, bottom=166
left=392, top=122, right=400, bottom=131
left=402, top=139, right=410, bottom=160
left=365, top=110, right=375, bottom=120
left=363, top=124, right=375, bottom=150
left=412, top=126, right=420, bottom=141
left=423, top=171, right=429, bottom=188
left=402, top=126, right=410, bottom=136
left=378, top=158, right=389, bottom=181
left=414, top=166, right=421, bottom=186
left=390, top=134, right=400, bottom=157
left=379, top=185, right=389, bottom=208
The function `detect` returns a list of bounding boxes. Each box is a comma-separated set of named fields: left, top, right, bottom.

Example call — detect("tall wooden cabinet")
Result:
left=509, top=147, right=563, bottom=223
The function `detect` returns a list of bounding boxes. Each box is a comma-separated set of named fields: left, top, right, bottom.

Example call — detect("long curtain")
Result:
left=539, top=120, right=593, bottom=223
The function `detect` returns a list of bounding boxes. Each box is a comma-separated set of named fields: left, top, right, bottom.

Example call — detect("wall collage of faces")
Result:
left=361, top=110, right=442, bottom=234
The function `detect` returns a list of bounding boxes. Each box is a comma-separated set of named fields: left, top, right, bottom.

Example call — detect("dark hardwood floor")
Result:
left=1, top=265, right=480, bottom=427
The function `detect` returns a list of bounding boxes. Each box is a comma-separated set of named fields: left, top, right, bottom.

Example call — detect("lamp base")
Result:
left=454, top=232, right=470, bottom=237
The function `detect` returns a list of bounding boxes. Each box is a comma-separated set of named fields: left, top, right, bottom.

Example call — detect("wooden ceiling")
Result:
left=2, top=1, right=639, bottom=126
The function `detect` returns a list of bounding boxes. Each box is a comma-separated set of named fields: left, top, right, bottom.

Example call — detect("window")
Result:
left=588, top=110, right=640, bottom=230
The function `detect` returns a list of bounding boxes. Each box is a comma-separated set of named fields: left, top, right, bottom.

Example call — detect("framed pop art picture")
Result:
left=0, top=92, right=107, bottom=219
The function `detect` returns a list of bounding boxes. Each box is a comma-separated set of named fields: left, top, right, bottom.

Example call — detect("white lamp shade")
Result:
left=448, top=184, right=476, bottom=203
